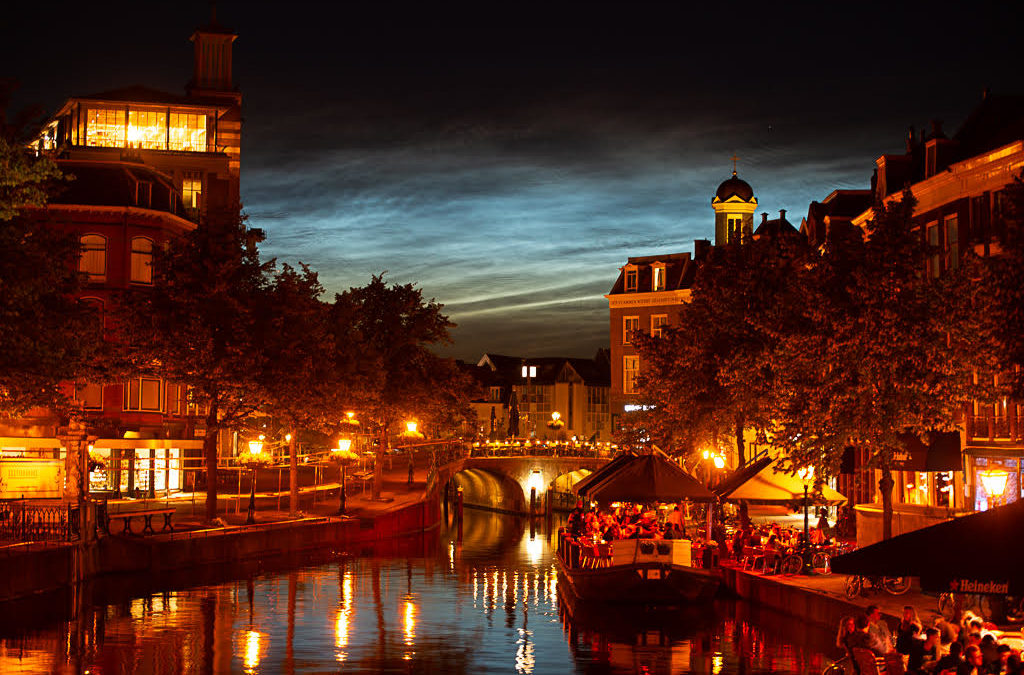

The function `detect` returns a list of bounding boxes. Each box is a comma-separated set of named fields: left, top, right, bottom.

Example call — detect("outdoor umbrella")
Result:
left=585, top=454, right=716, bottom=503
left=717, top=458, right=846, bottom=505
left=507, top=390, right=519, bottom=438
left=573, top=451, right=638, bottom=497
left=830, top=498, right=1024, bottom=595
left=713, top=455, right=773, bottom=499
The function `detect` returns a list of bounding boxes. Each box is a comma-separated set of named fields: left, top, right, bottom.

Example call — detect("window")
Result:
left=135, top=181, right=152, bottom=208
left=182, top=171, right=202, bottom=218
left=623, top=356, right=640, bottom=395
left=623, top=316, right=640, bottom=345
left=86, top=107, right=125, bottom=148
left=489, top=386, right=502, bottom=402
left=79, top=234, right=107, bottom=282
left=75, top=382, right=103, bottom=410
left=651, top=314, right=668, bottom=338
left=944, top=214, right=959, bottom=271
left=652, top=264, right=665, bottom=291
left=124, top=378, right=163, bottom=412
left=624, top=267, right=638, bottom=292
left=130, top=237, right=154, bottom=284
left=927, top=222, right=940, bottom=278
left=168, top=113, right=207, bottom=151
left=728, top=216, right=743, bottom=243
left=127, top=109, right=167, bottom=150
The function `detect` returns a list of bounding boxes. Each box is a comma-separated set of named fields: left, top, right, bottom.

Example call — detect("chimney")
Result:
left=761, top=212, right=769, bottom=224
left=779, top=209, right=787, bottom=221
left=694, top=239, right=711, bottom=260
left=906, top=126, right=915, bottom=153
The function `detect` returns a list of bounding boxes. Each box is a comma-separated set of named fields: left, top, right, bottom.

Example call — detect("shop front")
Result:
left=88, top=439, right=204, bottom=498
left=0, top=438, right=64, bottom=499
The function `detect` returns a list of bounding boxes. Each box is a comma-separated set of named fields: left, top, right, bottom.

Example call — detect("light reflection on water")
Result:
left=0, top=510, right=838, bottom=673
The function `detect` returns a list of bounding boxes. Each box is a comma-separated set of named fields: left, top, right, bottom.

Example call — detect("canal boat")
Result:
left=555, top=534, right=720, bottom=604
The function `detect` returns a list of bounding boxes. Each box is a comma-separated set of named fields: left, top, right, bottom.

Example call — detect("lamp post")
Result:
left=797, top=466, right=814, bottom=552
left=522, top=363, right=536, bottom=438
left=978, top=469, right=1009, bottom=509
left=239, top=437, right=271, bottom=525
left=330, top=438, right=360, bottom=516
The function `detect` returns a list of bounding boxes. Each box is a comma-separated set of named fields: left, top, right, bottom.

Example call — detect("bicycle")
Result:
left=779, top=544, right=833, bottom=576
left=845, top=574, right=912, bottom=599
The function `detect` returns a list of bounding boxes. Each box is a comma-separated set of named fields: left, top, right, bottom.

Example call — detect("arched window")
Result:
left=79, top=234, right=106, bottom=282
left=130, top=237, right=154, bottom=284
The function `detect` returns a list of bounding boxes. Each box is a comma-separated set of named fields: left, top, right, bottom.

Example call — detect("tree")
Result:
left=0, top=135, right=104, bottom=417
left=117, top=210, right=272, bottom=522
left=256, top=263, right=345, bottom=515
left=772, top=191, right=992, bottom=539
left=333, top=275, right=470, bottom=499
left=631, top=231, right=809, bottom=465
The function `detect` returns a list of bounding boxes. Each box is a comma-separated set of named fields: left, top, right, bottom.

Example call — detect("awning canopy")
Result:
left=574, top=451, right=638, bottom=497
left=831, top=498, right=1024, bottom=595
left=714, top=455, right=773, bottom=499
left=893, top=431, right=962, bottom=471
left=583, top=454, right=716, bottom=503
left=717, top=458, right=846, bottom=505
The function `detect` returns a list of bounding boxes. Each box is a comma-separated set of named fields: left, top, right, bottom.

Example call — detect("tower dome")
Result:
left=715, top=171, right=755, bottom=202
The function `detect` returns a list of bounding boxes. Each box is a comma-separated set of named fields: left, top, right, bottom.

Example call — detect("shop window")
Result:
left=130, top=237, right=154, bottom=284
left=127, top=109, right=167, bottom=150
left=934, top=471, right=953, bottom=507
left=86, top=107, right=125, bottom=148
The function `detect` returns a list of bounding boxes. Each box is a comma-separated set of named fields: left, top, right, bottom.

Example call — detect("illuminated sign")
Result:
left=949, top=578, right=1010, bottom=594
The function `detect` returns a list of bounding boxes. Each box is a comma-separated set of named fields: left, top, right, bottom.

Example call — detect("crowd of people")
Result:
left=836, top=605, right=1023, bottom=675
left=565, top=501, right=691, bottom=542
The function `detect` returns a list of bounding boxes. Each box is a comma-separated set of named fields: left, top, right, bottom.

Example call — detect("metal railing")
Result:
left=0, top=500, right=79, bottom=543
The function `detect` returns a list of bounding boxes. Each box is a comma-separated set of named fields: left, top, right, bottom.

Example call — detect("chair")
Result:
left=851, top=648, right=882, bottom=675
left=593, top=543, right=613, bottom=568
left=882, top=652, right=905, bottom=675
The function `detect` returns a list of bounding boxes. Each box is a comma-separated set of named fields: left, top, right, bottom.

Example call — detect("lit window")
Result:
left=169, top=113, right=207, bottom=152
left=944, top=214, right=959, bottom=271
left=75, top=382, right=103, bottom=409
left=127, top=110, right=167, bottom=150
left=130, top=237, right=154, bottom=284
left=623, top=356, right=640, bottom=395
left=651, top=314, right=668, bottom=338
left=182, top=171, right=202, bottom=217
left=623, top=316, right=639, bottom=345
left=625, top=267, right=638, bottom=292
left=652, top=264, right=666, bottom=291
left=79, top=234, right=107, bottom=282
left=86, top=108, right=125, bottom=148
left=124, top=378, right=163, bottom=412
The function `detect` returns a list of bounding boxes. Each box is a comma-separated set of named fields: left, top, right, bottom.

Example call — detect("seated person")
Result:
left=846, top=614, right=884, bottom=656
left=933, top=641, right=962, bottom=674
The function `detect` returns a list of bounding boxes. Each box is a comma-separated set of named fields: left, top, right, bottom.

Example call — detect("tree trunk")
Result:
left=373, top=426, right=387, bottom=501
left=288, top=428, right=299, bottom=515
left=735, top=415, right=746, bottom=467
left=879, top=464, right=895, bottom=540
left=204, top=402, right=220, bottom=523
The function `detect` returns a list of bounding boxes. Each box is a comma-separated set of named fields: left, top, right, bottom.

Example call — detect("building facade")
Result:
left=0, top=14, right=243, bottom=500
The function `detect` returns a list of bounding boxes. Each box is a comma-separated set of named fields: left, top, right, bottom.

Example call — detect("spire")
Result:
left=731, top=153, right=740, bottom=176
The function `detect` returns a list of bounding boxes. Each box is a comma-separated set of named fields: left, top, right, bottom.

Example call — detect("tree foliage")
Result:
left=0, top=136, right=104, bottom=416
left=116, top=211, right=272, bottom=521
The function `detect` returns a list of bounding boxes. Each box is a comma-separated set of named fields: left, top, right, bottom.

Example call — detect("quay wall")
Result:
left=0, top=490, right=441, bottom=603
left=720, top=566, right=899, bottom=631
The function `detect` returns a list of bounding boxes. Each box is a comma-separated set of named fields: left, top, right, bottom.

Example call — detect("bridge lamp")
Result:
left=248, top=435, right=265, bottom=455
left=713, top=454, right=726, bottom=469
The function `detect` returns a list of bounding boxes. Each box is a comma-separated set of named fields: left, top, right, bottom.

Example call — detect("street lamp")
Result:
left=978, top=469, right=1009, bottom=509
left=522, top=364, right=536, bottom=438
left=330, top=437, right=360, bottom=515
left=239, top=436, right=272, bottom=525
left=797, top=466, right=815, bottom=551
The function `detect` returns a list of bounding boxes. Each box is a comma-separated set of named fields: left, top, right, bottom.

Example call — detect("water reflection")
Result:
left=0, top=509, right=837, bottom=673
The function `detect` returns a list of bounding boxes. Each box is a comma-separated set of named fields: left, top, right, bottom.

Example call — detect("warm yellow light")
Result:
left=702, top=449, right=710, bottom=460
left=713, top=455, right=726, bottom=469
left=406, top=421, right=418, bottom=434
left=550, top=411, right=560, bottom=422
left=797, top=466, right=815, bottom=482
left=247, top=439, right=264, bottom=455
left=285, top=433, right=292, bottom=442
left=337, top=438, right=352, bottom=452
left=243, top=630, right=262, bottom=672
left=979, top=469, right=1009, bottom=499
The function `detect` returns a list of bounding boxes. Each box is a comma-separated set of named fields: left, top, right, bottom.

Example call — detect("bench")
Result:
left=107, top=508, right=176, bottom=535
left=351, top=471, right=374, bottom=493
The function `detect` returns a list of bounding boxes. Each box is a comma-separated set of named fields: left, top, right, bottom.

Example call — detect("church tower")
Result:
left=711, top=167, right=757, bottom=245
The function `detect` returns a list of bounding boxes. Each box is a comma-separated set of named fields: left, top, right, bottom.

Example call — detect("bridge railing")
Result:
left=467, top=443, right=614, bottom=459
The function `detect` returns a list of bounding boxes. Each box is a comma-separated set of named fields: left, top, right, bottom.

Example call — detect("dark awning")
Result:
left=574, top=451, right=638, bottom=497
left=831, top=498, right=1024, bottom=595
left=893, top=431, right=962, bottom=472
left=585, top=454, right=716, bottom=503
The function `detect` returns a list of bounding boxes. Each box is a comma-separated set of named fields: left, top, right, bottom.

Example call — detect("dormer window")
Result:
left=652, top=263, right=666, bottom=291
left=624, top=265, right=638, bottom=292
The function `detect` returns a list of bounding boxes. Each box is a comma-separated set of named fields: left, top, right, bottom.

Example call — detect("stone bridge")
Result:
left=434, top=454, right=609, bottom=514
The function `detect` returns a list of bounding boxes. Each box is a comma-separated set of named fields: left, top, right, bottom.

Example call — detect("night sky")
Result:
left=4, top=2, right=1019, bottom=360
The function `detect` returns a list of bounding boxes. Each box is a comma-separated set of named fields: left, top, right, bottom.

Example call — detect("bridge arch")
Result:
left=452, top=467, right=527, bottom=512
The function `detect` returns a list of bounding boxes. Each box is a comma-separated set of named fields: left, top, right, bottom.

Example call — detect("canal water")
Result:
left=0, top=510, right=840, bottom=673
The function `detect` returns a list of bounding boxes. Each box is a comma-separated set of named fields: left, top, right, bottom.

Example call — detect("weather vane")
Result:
left=730, top=154, right=740, bottom=176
